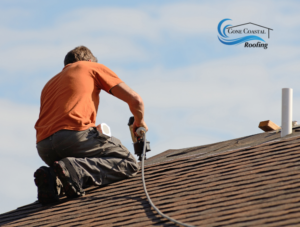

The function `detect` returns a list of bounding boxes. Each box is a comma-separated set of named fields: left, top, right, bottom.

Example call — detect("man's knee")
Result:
left=126, top=160, right=140, bottom=177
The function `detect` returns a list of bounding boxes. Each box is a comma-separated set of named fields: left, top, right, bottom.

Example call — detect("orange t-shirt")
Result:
left=35, top=61, right=123, bottom=143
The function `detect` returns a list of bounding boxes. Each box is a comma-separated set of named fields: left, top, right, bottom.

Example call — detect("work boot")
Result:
left=53, top=160, right=85, bottom=198
left=34, top=166, right=60, bottom=205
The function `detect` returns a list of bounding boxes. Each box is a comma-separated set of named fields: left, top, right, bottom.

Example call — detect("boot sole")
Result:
left=53, top=161, right=81, bottom=198
left=34, top=167, right=59, bottom=205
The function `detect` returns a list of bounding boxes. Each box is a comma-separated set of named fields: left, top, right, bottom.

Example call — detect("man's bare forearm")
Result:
left=110, top=83, right=148, bottom=132
left=128, top=94, right=144, bottom=124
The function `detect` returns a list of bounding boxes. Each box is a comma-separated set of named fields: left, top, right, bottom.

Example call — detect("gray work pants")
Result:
left=36, top=127, right=139, bottom=189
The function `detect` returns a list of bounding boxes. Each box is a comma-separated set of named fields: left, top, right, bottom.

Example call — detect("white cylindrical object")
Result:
left=96, top=123, right=111, bottom=137
left=281, top=88, right=293, bottom=137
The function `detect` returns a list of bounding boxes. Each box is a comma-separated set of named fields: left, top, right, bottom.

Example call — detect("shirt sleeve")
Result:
left=93, top=64, right=123, bottom=93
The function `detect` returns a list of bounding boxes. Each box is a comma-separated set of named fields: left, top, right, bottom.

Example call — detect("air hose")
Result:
left=138, top=129, right=195, bottom=227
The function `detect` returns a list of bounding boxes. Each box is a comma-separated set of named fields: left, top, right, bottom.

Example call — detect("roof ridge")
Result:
left=144, top=134, right=300, bottom=168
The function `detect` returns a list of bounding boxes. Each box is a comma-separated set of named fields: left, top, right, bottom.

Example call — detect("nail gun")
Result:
left=128, top=116, right=151, bottom=161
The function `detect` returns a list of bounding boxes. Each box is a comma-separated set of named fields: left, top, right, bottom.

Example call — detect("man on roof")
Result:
left=34, top=46, right=148, bottom=204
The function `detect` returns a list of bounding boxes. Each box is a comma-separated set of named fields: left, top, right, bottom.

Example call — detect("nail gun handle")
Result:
left=128, top=116, right=137, bottom=143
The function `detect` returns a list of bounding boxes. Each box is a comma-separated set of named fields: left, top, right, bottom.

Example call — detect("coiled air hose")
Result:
left=139, top=129, right=195, bottom=227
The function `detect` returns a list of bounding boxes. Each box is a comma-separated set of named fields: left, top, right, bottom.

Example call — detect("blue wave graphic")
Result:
left=218, top=36, right=265, bottom=45
left=218, top=19, right=265, bottom=45
left=218, top=19, right=231, bottom=38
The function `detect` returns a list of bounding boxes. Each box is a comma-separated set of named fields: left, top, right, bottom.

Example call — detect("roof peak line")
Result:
left=145, top=133, right=300, bottom=168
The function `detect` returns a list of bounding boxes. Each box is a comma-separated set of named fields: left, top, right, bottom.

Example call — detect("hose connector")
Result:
left=136, top=127, right=146, bottom=137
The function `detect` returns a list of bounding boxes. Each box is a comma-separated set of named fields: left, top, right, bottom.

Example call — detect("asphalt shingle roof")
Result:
left=2, top=128, right=300, bottom=226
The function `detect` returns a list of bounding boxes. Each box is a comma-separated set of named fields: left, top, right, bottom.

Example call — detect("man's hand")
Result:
left=110, top=83, right=148, bottom=135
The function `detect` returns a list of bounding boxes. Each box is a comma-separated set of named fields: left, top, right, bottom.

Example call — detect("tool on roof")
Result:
left=258, top=120, right=281, bottom=132
left=128, top=116, right=195, bottom=227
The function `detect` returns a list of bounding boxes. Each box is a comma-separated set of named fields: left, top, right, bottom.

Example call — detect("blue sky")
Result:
left=1, top=0, right=300, bottom=214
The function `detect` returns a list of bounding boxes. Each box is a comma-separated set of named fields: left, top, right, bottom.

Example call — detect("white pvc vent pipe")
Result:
left=281, top=88, right=293, bottom=137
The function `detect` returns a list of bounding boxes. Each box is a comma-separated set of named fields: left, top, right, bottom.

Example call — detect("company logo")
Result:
left=218, top=19, right=273, bottom=49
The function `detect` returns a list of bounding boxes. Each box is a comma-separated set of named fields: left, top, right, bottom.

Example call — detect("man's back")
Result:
left=35, top=61, right=122, bottom=143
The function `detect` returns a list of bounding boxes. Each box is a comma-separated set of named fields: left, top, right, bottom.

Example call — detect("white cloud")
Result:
left=0, top=99, right=38, bottom=156
left=1, top=0, right=299, bottom=74
left=0, top=99, right=43, bottom=213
